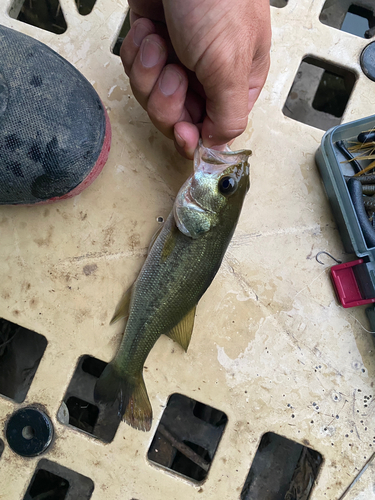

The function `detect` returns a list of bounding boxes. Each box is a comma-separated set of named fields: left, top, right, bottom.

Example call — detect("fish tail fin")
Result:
left=123, top=372, right=152, bottom=432
left=94, top=363, right=152, bottom=432
left=94, top=362, right=122, bottom=404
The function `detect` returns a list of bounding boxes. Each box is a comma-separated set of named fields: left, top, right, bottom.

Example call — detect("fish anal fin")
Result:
left=94, top=363, right=152, bottom=432
left=161, top=219, right=178, bottom=262
left=166, top=306, right=196, bottom=352
left=110, top=284, right=133, bottom=325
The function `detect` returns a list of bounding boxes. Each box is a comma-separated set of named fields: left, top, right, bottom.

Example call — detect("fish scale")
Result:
left=119, top=213, right=233, bottom=371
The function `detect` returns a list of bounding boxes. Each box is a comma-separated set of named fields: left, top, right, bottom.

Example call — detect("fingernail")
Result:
left=133, top=23, right=150, bottom=47
left=174, top=131, right=185, bottom=148
left=140, top=39, right=164, bottom=68
left=160, top=68, right=182, bottom=96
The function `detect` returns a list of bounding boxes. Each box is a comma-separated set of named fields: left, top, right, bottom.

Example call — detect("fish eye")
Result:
left=218, top=176, right=237, bottom=196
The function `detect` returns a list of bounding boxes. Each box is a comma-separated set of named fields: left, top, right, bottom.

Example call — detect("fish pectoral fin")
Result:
left=110, top=284, right=133, bottom=325
left=166, top=306, right=196, bottom=352
left=161, top=218, right=178, bottom=262
left=148, top=224, right=163, bottom=254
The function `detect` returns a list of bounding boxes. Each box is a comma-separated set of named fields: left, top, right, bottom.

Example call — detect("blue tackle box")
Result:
left=315, top=114, right=375, bottom=325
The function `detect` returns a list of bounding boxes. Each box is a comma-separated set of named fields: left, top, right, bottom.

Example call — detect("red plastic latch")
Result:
left=330, top=259, right=375, bottom=308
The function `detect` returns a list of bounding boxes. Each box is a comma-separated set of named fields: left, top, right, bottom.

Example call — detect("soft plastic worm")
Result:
left=358, top=130, right=375, bottom=144
left=362, top=185, right=375, bottom=195
left=363, top=197, right=375, bottom=210
left=345, top=174, right=375, bottom=184
left=347, top=178, right=375, bottom=248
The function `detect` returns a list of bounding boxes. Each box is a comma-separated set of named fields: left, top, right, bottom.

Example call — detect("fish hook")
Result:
left=315, top=251, right=342, bottom=265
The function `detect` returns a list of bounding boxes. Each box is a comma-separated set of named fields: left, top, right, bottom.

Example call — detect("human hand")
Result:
left=121, top=0, right=271, bottom=159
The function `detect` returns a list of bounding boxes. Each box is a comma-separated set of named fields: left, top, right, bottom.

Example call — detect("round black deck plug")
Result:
left=6, top=407, right=53, bottom=457
left=360, top=42, right=375, bottom=82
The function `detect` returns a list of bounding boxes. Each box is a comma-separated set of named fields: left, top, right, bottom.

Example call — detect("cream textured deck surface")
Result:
left=0, top=0, right=375, bottom=498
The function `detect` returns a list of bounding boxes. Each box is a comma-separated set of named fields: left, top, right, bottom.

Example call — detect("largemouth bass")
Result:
left=94, top=142, right=251, bottom=431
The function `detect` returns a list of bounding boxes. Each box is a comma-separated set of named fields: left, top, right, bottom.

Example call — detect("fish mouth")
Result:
left=195, top=140, right=252, bottom=175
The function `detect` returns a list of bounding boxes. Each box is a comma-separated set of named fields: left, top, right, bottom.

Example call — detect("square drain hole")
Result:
left=283, top=56, right=356, bottom=131
left=57, top=355, right=121, bottom=442
left=9, top=0, right=67, bottom=35
left=270, top=0, right=288, bottom=8
left=320, top=0, right=375, bottom=39
left=0, top=318, right=47, bottom=403
left=75, top=0, right=96, bottom=16
left=240, top=432, right=323, bottom=499
left=23, top=458, right=94, bottom=500
left=112, top=10, right=131, bottom=56
left=65, top=396, right=99, bottom=435
left=148, top=393, right=228, bottom=482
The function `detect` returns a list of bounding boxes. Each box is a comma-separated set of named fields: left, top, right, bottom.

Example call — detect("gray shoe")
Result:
left=0, top=24, right=111, bottom=205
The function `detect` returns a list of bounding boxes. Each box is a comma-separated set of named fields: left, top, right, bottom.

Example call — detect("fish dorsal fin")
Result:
left=110, top=284, right=133, bottom=325
left=161, top=218, right=178, bottom=262
left=166, top=306, right=196, bottom=352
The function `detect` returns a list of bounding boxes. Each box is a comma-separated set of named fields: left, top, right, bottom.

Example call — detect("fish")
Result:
left=94, top=141, right=251, bottom=431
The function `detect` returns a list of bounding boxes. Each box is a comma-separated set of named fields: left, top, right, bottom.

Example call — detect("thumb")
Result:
left=201, top=49, right=270, bottom=148
left=201, top=75, right=249, bottom=148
